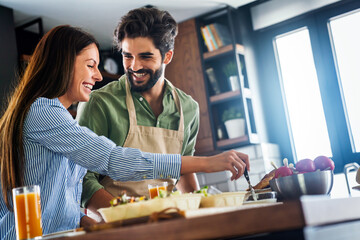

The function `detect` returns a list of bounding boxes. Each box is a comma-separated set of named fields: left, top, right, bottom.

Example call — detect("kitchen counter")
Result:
left=50, top=196, right=360, bottom=240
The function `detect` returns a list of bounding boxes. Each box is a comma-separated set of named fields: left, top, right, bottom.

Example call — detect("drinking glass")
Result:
left=12, top=185, right=42, bottom=240
left=158, top=182, right=168, bottom=192
left=148, top=184, right=159, bottom=199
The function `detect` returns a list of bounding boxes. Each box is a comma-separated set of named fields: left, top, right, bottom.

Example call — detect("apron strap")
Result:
left=171, top=89, right=184, bottom=133
left=125, top=79, right=138, bottom=125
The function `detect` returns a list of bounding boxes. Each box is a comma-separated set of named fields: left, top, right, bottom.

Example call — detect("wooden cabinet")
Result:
left=166, top=19, right=215, bottom=155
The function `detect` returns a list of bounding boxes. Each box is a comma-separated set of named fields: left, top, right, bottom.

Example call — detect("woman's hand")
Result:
left=181, top=150, right=249, bottom=180
left=205, top=150, right=249, bottom=180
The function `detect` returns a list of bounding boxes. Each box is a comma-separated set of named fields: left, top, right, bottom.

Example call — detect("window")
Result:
left=274, top=28, right=332, bottom=160
left=255, top=0, right=360, bottom=172
left=328, top=9, right=360, bottom=152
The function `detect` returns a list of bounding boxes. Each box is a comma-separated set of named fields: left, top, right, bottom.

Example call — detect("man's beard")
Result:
left=126, top=65, right=164, bottom=92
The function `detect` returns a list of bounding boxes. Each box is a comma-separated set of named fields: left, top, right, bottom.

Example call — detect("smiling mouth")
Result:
left=83, top=83, right=93, bottom=90
left=132, top=72, right=148, bottom=82
left=133, top=72, right=147, bottom=78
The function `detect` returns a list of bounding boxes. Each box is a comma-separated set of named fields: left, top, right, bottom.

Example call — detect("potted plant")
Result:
left=222, top=107, right=245, bottom=139
left=222, top=61, right=240, bottom=91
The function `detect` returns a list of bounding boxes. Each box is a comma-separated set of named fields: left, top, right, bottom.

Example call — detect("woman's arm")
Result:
left=181, top=150, right=249, bottom=180
left=26, top=98, right=249, bottom=183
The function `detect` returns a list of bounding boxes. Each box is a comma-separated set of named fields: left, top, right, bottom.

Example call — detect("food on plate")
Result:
left=194, top=185, right=209, bottom=196
left=99, top=191, right=202, bottom=222
left=314, top=155, right=335, bottom=171
left=295, top=158, right=316, bottom=173
left=251, top=169, right=276, bottom=190
left=109, top=192, right=146, bottom=207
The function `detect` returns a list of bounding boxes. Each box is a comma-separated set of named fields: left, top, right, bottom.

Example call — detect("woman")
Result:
left=0, top=25, right=249, bottom=238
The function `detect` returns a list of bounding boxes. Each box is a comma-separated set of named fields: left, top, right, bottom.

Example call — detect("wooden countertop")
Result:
left=52, top=201, right=304, bottom=240
left=51, top=196, right=360, bottom=240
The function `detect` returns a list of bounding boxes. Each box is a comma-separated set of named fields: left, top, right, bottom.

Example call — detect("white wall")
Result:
left=251, top=0, right=341, bottom=31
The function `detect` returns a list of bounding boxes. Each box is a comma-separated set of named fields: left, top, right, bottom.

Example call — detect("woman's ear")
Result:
left=163, top=50, right=174, bottom=65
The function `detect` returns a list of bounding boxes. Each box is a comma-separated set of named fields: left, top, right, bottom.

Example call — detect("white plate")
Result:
left=243, top=198, right=277, bottom=205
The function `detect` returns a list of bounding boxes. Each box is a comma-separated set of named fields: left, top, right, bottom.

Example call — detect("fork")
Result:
left=244, top=168, right=257, bottom=201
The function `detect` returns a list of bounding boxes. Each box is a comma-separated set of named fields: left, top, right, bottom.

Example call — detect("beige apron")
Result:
left=100, top=79, right=184, bottom=198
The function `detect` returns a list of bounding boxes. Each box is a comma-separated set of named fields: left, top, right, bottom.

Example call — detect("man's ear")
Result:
left=163, top=50, right=174, bottom=65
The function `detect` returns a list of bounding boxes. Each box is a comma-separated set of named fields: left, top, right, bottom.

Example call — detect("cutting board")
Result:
left=186, top=202, right=281, bottom=218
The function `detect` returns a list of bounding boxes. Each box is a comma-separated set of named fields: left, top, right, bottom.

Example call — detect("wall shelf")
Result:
left=216, top=135, right=249, bottom=149
left=203, top=44, right=244, bottom=60
left=197, top=6, right=259, bottom=150
left=209, top=90, right=241, bottom=104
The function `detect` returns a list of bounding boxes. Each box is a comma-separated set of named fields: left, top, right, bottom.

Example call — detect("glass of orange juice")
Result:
left=158, top=182, right=168, bottom=192
left=148, top=184, right=159, bottom=199
left=12, top=185, right=42, bottom=240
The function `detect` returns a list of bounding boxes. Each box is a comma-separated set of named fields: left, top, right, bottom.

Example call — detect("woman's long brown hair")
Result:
left=0, top=25, right=99, bottom=210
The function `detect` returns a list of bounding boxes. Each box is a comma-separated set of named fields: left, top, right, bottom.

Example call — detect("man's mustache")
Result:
left=127, top=69, right=152, bottom=74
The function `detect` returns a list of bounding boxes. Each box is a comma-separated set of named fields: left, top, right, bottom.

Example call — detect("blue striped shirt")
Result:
left=0, top=97, right=181, bottom=239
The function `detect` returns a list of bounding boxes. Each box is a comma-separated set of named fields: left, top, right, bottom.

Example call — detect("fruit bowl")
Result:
left=269, top=170, right=334, bottom=200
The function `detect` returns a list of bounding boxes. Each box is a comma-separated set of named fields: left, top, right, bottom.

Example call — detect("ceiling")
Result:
left=0, top=0, right=257, bottom=50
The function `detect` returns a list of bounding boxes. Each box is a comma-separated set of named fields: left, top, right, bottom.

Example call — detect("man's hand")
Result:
left=80, top=215, right=98, bottom=228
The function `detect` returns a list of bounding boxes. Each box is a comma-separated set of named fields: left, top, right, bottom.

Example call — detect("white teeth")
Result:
left=133, top=73, right=146, bottom=77
left=83, top=84, right=93, bottom=90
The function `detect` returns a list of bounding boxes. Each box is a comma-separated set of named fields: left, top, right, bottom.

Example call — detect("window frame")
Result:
left=254, top=0, right=360, bottom=173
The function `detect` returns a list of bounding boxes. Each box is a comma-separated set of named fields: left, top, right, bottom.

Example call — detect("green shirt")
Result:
left=77, top=75, right=200, bottom=207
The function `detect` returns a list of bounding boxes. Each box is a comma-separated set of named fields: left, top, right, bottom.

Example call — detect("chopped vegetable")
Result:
left=109, top=192, right=147, bottom=207
left=194, top=186, right=208, bottom=197
left=171, top=190, right=182, bottom=196
left=158, top=189, right=167, bottom=198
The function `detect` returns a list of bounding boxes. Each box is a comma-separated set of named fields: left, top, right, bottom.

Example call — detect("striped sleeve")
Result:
left=24, top=98, right=181, bottom=182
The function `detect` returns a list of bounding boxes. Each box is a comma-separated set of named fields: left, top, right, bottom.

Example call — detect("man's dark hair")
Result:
left=114, top=7, right=178, bottom=58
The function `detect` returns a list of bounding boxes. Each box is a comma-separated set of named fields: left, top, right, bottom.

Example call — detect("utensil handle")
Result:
left=244, top=168, right=250, bottom=183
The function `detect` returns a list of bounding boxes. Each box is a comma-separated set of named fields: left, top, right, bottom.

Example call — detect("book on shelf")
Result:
left=205, top=25, right=218, bottom=49
left=200, top=23, right=233, bottom=51
left=201, top=26, right=215, bottom=51
left=200, top=27, right=212, bottom=52
left=209, top=24, right=223, bottom=48
left=205, top=68, right=221, bottom=95
left=211, top=23, right=232, bottom=47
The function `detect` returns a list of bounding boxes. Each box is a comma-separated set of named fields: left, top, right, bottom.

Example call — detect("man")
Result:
left=77, top=7, right=200, bottom=219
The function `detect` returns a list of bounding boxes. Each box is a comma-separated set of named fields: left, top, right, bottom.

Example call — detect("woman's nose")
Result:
left=95, top=68, right=103, bottom=82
